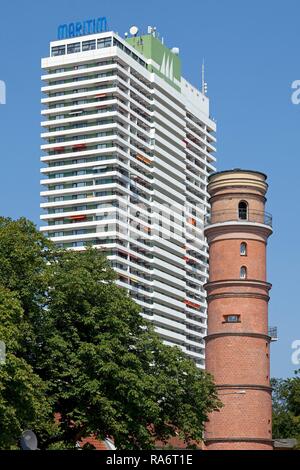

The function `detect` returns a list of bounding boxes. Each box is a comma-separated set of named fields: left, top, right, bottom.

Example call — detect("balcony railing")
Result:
left=268, top=326, right=278, bottom=341
left=205, top=210, right=272, bottom=228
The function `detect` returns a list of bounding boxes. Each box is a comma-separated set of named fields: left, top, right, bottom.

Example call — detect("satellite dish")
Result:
left=129, top=25, right=139, bottom=36
left=20, top=430, right=38, bottom=451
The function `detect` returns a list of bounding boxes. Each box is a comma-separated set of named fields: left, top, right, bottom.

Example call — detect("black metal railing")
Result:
left=204, top=210, right=272, bottom=227
left=268, top=326, right=278, bottom=341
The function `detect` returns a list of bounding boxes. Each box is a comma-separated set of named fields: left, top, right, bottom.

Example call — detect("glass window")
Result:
left=67, top=43, right=81, bottom=54
left=97, top=38, right=112, bottom=49
left=113, top=38, right=124, bottom=50
left=51, top=45, right=66, bottom=57
left=240, top=242, right=247, bottom=256
left=238, top=201, right=248, bottom=220
left=224, top=315, right=240, bottom=323
left=240, top=266, right=247, bottom=279
left=82, top=40, right=96, bottom=51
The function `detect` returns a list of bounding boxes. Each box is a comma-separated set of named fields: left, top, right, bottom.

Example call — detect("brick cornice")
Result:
left=204, top=437, right=273, bottom=444
left=216, top=384, right=272, bottom=392
left=205, top=279, right=272, bottom=291
left=207, top=292, right=270, bottom=301
left=204, top=222, right=272, bottom=240
left=209, top=236, right=266, bottom=245
left=205, top=332, right=271, bottom=342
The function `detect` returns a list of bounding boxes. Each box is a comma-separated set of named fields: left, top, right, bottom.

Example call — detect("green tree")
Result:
left=0, top=287, right=52, bottom=449
left=39, top=248, right=221, bottom=449
left=0, top=217, right=53, bottom=368
left=272, top=375, right=300, bottom=447
left=0, top=217, right=221, bottom=449
left=0, top=217, right=52, bottom=307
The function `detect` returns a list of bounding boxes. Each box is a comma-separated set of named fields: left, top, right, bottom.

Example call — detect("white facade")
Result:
left=40, top=30, right=216, bottom=368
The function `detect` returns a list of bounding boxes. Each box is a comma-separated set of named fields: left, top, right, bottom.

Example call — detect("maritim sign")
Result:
left=58, top=17, right=108, bottom=40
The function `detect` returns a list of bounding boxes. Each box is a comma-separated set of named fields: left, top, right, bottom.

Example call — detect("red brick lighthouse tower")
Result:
left=204, top=170, right=273, bottom=450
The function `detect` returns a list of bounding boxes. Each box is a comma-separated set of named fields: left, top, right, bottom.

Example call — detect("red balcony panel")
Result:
left=69, top=215, right=87, bottom=221
left=184, top=300, right=200, bottom=309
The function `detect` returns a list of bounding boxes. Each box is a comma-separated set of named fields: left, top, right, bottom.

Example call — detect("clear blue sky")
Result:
left=0, top=0, right=299, bottom=378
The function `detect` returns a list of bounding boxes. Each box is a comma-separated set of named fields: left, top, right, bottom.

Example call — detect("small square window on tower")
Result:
left=224, top=315, right=241, bottom=323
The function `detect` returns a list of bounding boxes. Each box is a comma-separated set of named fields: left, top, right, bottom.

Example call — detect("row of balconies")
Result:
left=43, top=56, right=194, bottom=131
left=186, top=112, right=216, bottom=135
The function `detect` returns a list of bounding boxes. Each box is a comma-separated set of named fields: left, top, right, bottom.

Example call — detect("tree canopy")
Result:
left=0, top=217, right=221, bottom=449
left=272, top=373, right=300, bottom=448
left=0, top=286, right=51, bottom=449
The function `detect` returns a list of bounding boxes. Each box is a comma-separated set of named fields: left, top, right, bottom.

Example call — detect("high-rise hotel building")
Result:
left=40, top=26, right=216, bottom=367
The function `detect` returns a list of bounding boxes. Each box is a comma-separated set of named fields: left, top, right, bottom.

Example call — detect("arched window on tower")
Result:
left=240, top=242, right=247, bottom=256
left=240, top=266, right=247, bottom=279
left=238, top=201, right=248, bottom=220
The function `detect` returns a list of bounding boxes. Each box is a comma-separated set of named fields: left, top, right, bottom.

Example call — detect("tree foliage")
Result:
left=0, top=286, right=51, bottom=449
left=272, top=374, right=300, bottom=448
left=0, top=217, right=221, bottom=449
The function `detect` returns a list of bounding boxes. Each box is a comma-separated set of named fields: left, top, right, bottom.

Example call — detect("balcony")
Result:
left=268, top=326, right=278, bottom=342
left=205, top=209, right=272, bottom=228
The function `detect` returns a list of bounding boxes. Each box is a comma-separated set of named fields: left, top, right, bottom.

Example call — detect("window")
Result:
left=240, top=266, right=247, bottom=279
left=240, top=242, right=247, bottom=256
left=67, top=43, right=81, bottom=54
left=238, top=201, right=248, bottom=220
left=82, top=40, right=96, bottom=51
left=112, top=37, right=147, bottom=68
left=51, top=45, right=66, bottom=57
left=97, top=38, right=112, bottom=49
left=224, top=315, right=240, bottom=323
left=113, top=37, right=124, bottom=50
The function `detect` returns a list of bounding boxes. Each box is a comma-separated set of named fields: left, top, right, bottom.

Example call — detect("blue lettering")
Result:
left=57, top=17, right=107, bottom=39
left=85, top=19, right=93, bottom=34
left=75, top=22, right=82, bottom=37
left=97, top=17, right=107, bottom=32
left=68, top=23, right=75, bottom=38
left=57, top=24, right=68, bottom=40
